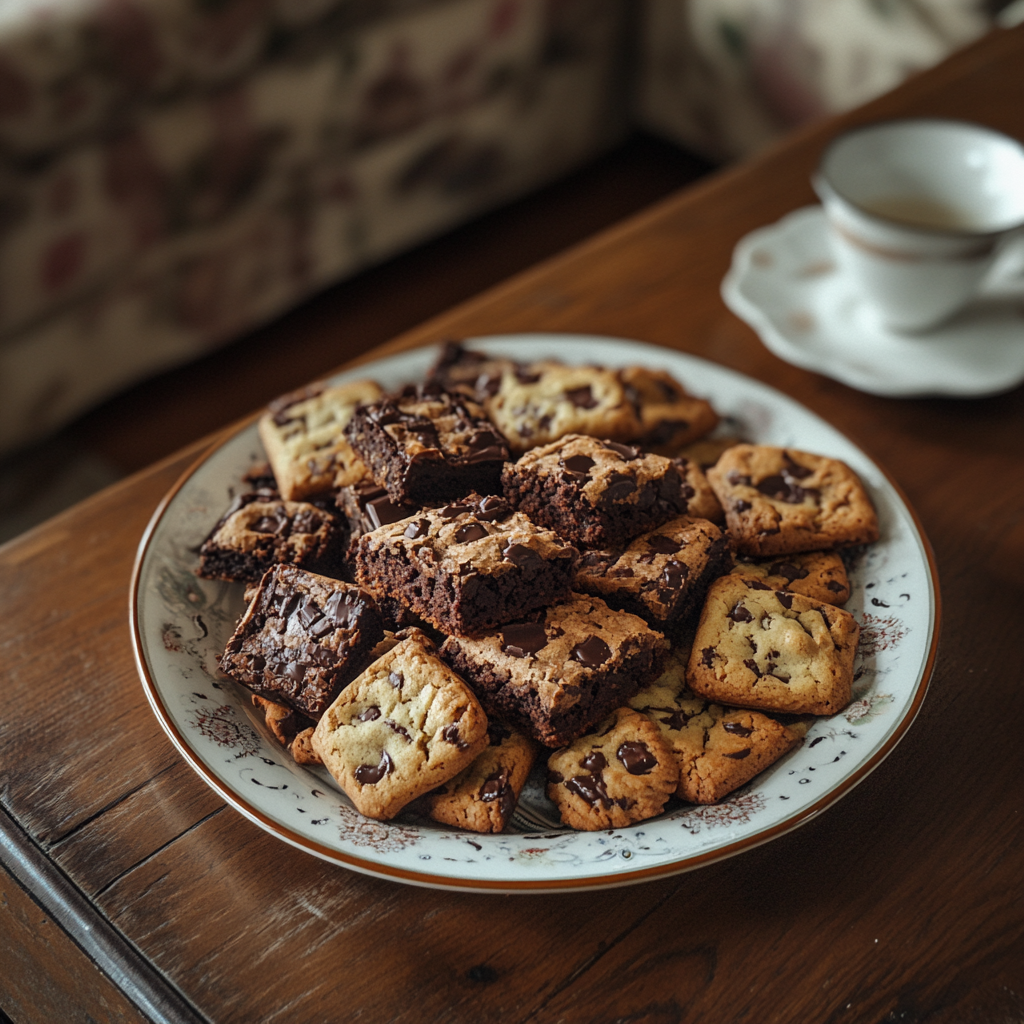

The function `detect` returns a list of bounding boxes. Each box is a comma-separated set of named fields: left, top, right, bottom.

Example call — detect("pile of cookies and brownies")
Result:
left=198, top=343, right=879, bottom=834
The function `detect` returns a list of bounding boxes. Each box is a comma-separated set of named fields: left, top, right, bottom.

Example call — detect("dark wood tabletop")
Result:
left=3, top=24, right=1024, bottom=1024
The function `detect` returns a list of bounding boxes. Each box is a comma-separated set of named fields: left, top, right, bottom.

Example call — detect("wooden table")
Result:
left=3, top=25, right=1024, bottom=1024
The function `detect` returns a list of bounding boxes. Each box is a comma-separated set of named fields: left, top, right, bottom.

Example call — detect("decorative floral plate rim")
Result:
left=130, top=334, right=940, bottom=893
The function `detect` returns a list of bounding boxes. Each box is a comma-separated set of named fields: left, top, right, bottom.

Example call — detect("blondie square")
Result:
left=258, top=379, right=383, bottom=500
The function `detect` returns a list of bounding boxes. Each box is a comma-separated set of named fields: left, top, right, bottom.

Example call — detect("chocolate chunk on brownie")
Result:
left=220, top=565, right=384, bottom=718
left=311, top=632, right=489, bottom=820
left=706, top=445, right=880, bottom=557
left=423, top=721, right=538, bottom=833
left=485, top=361, right=640, bottom=455
left=345, top=383, right=510, bottom=504
left=731, top=549, right=851, bottom=605
left=336, top=479, right=420, bottom=546
left=197, top=493, right=348, bottom=582
left=687, top=575, right=859, bottom=716
left=355, top=493, right=577, bottom=637
left=574, top=516, right=731, bottom=636
left=258, top=379, right=383, bottom=500
left=440, top=593, right=668, bottom=747
left=630, top=652, right=805, bottom=803
left=502, top=434, right=695, bottom=549
left=545, top=707, right=677, bottom=830
left=617, top=366, right=719, bottom=454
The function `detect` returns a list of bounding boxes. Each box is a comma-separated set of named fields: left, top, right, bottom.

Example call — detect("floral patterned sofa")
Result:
left=0, top=0, right=1009, bottom=453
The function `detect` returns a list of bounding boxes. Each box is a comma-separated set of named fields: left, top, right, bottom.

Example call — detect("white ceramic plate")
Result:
left=131, top=334, right=939, bottom=892
left=722, top=206, right=1024, bottom=397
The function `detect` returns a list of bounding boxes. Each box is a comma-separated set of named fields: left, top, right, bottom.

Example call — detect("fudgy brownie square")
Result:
left=311, top=631, right=490, bottom=820
left=258, top=379, right=383, bottom=500
left=730, top=549, right=851, bottom=605
left=440, top=593, right=669, bottom=747
left=197, top=492, right=348, bottom=582
left=220, top=565, right=384, bottom=718
left=573, top=515, right=731, bottom=635
left=344, top=383, right=510, bottom=505
left=687, top=575, right=859, bottom=716
left=706, top=445, right=880, bottom=557
left=501, top=434, right=696, bottom=550
left=354, top=493, right=577, bottom=637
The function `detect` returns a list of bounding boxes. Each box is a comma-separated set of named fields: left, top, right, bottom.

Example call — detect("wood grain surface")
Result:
left=3, top=25, right=1024, bottom=1024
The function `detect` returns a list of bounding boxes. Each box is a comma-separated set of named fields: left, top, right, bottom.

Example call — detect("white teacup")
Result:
left=813, top=118, right=1024, bottom=333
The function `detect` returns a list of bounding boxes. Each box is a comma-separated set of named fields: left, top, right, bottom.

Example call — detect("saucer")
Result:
left=721, top=206, right=1024, bottom=397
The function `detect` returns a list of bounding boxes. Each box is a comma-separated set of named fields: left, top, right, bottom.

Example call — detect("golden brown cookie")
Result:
left=311, top=632, right=489, bottom=820
left=630, top=654, right=806, bottom=803
left=423, top=723, right=538, bottom=833
left=706, top=445, right=879, bottom=557
left=730, top=550, right=851, bottom=605
left=687, top=575, right=859, bottom=716
left=545, top=707, right=676, bottom=830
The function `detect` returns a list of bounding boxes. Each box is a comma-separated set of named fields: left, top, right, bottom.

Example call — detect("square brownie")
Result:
left=344, top=383, right=511, bottom=505
left=440, top=593, right=669, bottom=747
left=687, top=575, right=859, bottom=716
left=501, top=434, right=696, bottom=549
left=335, top=479, right=420, bottom=548
left=258, top=379, right=383, bottom=500
left=197, top=492, right=348, bottom=582
left=706, top=445, right=880, bottom=557
left=573, top=516, right=731, bottom=635
left=355, top=493, right=577, bottom=636
left=220, top=565, right=384, bottom=718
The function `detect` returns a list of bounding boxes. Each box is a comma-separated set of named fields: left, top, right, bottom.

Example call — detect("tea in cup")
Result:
left=813, top=118, right=1024, bottom=332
